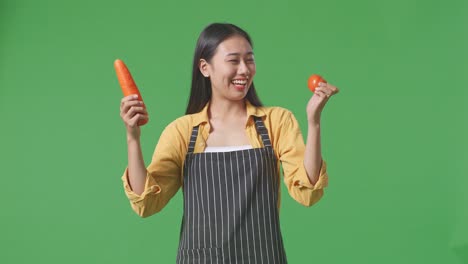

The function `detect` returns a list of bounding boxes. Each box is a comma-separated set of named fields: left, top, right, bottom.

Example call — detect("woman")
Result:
left=120, top=23, right=339, bottom=263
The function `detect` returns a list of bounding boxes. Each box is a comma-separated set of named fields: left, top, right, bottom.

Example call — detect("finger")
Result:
left=120, top=95, right=141, bottom=112
left=317, top=90, right=332, bottom=101
left=317, top=86, right=336, bottom=97
left=129, top=113, right=148, bottom=127
left=314, top=90, right=326, bottom=98
left=314, top=88, right=329, bottom=97
left=123, top=107, right=139, bottom=122
left=121, top=94, right=139, bottom=105
left=326, top=84, right=339, bottom=95
left=127, top=112, right=146, bottom=127
left=123, top=110, right=148, bottom=123
left=333, top=86, right=340, bottom=94
left=140, top=114, right=149, bottom=121
left=125, top=106, right=146, bottom=119
left=121, top=100, right=144, bottom=113
left=127, top=114, right=139, bottom=128
left=325, top=83, right=339, bottom=95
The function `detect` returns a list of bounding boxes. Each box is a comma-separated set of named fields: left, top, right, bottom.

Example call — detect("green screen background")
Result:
left=1, top=0, right=466, bottom=263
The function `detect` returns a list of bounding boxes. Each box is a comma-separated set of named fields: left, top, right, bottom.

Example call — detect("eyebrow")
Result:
left=226, top=51, right=254, bottom=56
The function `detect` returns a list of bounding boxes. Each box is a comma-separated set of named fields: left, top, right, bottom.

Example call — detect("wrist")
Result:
left=306, top=112, right=321, bottom=125
left=126, top=134, right=141, bottom=144
left=307, top=120, right=321, bottom=128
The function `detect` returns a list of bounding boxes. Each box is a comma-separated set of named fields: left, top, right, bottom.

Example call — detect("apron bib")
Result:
left=176, top=117, right=287, bottom=264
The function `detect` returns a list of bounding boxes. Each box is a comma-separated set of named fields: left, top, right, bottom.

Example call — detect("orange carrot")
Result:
left=114, top=59, right=148, bottom=126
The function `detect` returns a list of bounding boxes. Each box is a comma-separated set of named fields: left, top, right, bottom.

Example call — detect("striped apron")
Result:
left=176, top=117, right=288, bottom=264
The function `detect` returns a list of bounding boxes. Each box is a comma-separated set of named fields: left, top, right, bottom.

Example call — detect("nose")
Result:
left=238, top=60, right=250, bottom=76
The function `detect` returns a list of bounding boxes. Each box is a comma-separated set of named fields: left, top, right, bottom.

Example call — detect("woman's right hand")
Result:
left=120, top=94, right=148, bottom=140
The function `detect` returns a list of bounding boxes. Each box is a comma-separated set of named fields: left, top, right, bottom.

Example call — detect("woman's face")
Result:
left=200, top=35, right=256, bottom=102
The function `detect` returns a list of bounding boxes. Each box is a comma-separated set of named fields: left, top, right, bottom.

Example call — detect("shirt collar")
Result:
left=192, top=100, right=266, bottom=126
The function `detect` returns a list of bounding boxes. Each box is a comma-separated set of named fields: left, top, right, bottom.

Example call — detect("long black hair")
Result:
left=185, top=23, right=263, bottom=115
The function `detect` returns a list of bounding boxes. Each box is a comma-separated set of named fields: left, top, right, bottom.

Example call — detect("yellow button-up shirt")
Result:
left=122, top=101, right=329, bottom=218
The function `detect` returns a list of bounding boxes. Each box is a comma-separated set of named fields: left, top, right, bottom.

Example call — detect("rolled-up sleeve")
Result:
left=276, top=110, right=329, bottom=207
left=121, top=121, right=185, bottom=218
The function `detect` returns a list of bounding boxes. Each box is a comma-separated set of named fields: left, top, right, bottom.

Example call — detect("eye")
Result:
left=246, top=58, right=255, bottom=63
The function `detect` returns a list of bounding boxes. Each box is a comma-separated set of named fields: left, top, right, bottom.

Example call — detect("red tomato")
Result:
left=308, top=74, right=327, bottom=92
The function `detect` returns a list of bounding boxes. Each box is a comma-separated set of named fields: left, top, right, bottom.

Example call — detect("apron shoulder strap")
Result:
left=187, top=125, right=200, bottom=154
left=253, top=116, right=272, bottom=148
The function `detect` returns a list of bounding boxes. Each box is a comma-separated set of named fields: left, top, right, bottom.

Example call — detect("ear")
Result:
left=199, top=59, right=210, bottom=77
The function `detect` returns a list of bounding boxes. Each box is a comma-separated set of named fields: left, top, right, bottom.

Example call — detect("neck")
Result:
left=208, top=98, right=247, bottom=120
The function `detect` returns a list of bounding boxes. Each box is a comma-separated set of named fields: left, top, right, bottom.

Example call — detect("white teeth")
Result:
left=232, top=80, right=247, bottom=85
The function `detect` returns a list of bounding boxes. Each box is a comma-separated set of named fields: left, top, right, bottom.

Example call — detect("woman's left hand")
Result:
left=307, top=82, right=339, bottom=124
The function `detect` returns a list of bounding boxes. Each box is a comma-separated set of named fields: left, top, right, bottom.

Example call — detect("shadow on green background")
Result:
left=1, top=0, right=466, bottom=263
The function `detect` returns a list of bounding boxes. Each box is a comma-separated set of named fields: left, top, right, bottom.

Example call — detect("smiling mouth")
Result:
left=232, top=79, right=247, bottom=86
left=231, top=79, right=249, bottom=91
